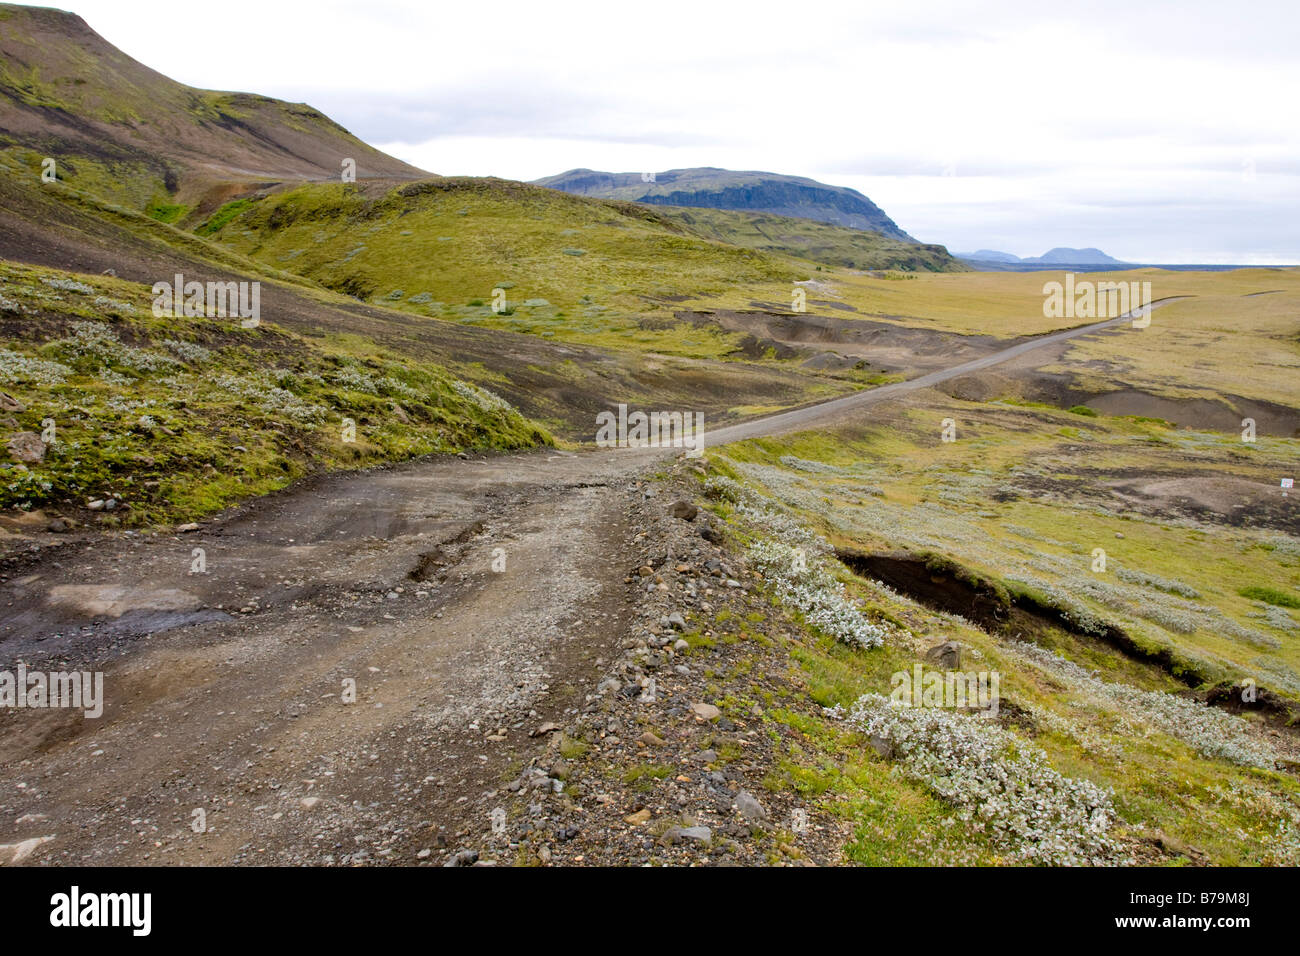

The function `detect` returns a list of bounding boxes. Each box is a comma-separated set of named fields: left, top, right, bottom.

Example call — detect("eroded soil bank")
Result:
left=835, top=548, right=1300, bottom=731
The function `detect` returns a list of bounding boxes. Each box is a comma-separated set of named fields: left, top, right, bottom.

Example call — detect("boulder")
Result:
left=735, top=790, right=769, bottom=825
left=925, top=640, right=963, bottom=670
left=669, top=500, right=699, bottom=521
left=6, top=431, right=45, bottom=463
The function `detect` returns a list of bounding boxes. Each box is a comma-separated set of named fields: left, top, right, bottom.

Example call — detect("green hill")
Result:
left=0, top=3, right=424, bottom=215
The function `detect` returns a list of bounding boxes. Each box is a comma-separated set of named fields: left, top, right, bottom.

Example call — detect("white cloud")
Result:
left=68, top=0, right=1300, bottom=262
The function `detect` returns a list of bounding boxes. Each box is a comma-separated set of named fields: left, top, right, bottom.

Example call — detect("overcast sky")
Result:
left=70, top=0, right=1299, bottom=263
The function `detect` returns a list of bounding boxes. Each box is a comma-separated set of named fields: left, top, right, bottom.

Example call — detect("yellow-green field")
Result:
left=702, top=390, right=1300, bottom=864
left=1042, top=288, right=1300, bottom=405
left=679, top=266, right=1300, bottom=338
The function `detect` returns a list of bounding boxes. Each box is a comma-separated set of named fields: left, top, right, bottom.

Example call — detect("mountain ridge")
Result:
left=0, top=3, right=426, bottom=211
left=535, top=167, right=918, bottom=243
left=956, top=246, right=1132, bottom=267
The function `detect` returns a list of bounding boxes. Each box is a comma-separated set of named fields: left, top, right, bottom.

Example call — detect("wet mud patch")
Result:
left=408, top=520, right=486, bottom=582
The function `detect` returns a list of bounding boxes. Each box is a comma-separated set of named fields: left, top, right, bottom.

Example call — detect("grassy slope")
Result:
left=705, top=420, right=1300, bottom=865
left=0, top=171, right=878, bottom=529
left=0, top=261, right=550, bottom=525
left=189, top=175, right=780, bottom=356
left=0, top=3, right=423, bottom=217
left=190, top=178, right=857, bottom=356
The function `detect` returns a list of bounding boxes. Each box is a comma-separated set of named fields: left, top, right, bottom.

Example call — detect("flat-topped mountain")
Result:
left=956, top=247, right=1132, bottom=268
left=535, top=167, right=917, bottom=243
left=1029, top=247, right=1127, bottom=265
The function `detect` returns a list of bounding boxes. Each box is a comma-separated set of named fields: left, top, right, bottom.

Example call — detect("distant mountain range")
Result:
left=955, top=247, right=1134, bottom=270
left=535, top=168, right=917, bottom=243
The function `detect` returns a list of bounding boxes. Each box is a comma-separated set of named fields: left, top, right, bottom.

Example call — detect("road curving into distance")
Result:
left=708, top=297, right=1188, bottom=446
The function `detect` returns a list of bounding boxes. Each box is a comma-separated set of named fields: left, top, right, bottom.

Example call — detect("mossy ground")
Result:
left=700, top=391, right=1300, bottom=865
left=0, top=261, right=551, bottom=526
left=194, top=179, right=800, bottom=360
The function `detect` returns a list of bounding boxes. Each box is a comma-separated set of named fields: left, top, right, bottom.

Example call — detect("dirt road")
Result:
left=707, top=300, right=1182, bottom=444
left=0, top=303, right=1179, bottom=865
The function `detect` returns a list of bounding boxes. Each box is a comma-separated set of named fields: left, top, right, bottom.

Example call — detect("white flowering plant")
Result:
left=848, top=693, right=1125, bottom=865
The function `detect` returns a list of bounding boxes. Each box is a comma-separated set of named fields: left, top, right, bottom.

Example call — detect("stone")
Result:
left=6, top=431, right=45, bottom=463
left=691, top=702, right=721, bottom=720
left=663, top=825, right=711, bottom=845
left=735, top=790, right=769, bottom=825
left=673, top=639, right=689, bottom=652
left=0, top=835, right=54, bottom=864
left=176, top=522, right=201, bottom=532
left=443, top=849, right=479, bottom=866
left=0, top=392, right=25, bottom=413
left=924, top=641, right=962, bottom=670
left=669, top=500, right=699, bottom=521
left=667, top=612, right=686, bottom=630
left=596, top=678, right=619, bottom=695
left=299, top=797, right=321, bottom=809
left=624, top=808, right=651, bottom=825
left=638, top=731, right=666, bottom=747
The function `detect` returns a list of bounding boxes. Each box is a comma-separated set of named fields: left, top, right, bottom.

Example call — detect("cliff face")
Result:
left=637, top=181, right=912, bottom=241
left=535, top=167, right=917, bottom=243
